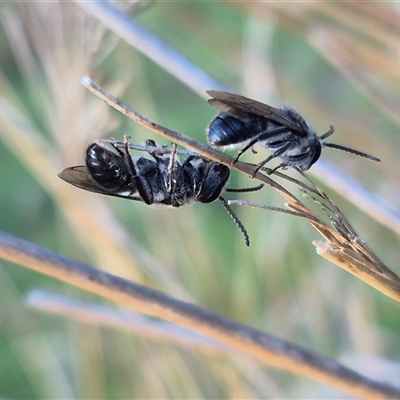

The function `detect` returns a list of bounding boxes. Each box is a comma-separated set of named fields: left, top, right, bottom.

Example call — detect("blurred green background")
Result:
left=0, top=2, right=399, bottom=398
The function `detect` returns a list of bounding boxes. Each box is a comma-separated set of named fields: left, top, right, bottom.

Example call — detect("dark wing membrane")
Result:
left=58, top=166, right=143, bottom=202
left=207, top=90, right=303, bottom=133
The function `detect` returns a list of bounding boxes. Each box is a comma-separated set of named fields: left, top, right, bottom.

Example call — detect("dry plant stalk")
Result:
left=77, top=0, right=400, bottom=240
left=282, top=171, right=400, bottom=302
left=1, top=230, right=399, bottom=399
left=82, top=76, right=400, bottom=303
left=0, top=76, right=399, bottom=399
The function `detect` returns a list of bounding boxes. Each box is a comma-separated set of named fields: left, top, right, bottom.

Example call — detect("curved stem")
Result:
left=0, top=230, right=399, bottom=399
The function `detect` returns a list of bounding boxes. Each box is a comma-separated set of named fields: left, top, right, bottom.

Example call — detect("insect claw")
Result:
left=268, top=164, right=283, bottom=175
left=232, top=155, right=240, bottom=165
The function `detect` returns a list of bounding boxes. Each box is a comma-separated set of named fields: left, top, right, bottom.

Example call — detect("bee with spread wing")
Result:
left=206, top=90, right=380, bottom=173
left=59, top=138, right=262, bottom=246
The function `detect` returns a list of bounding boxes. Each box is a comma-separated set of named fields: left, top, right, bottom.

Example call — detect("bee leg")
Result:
left=121, top=137, right=154, bottom=205
left=267, top=163, right=284, bottom=175
left=234, top=138, right=260, bottom=164
left=145, top=139, right=163, bottom=160
left=167, top=143, right=178, bottom=173
left=166, top=143, right=178, bottom=194
left=145, top=139, right=157, bottom=148
left=250, top=155, right=275, bottom=178
left=251, top=141, right=292, bottom=178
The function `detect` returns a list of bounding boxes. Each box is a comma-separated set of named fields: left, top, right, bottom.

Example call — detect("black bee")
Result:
left=206, top=90, right=380, bottom=173
left=59, top=138, right=260, bottom=246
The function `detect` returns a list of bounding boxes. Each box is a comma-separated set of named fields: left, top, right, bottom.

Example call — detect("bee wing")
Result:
left=207, top=90, right=304, bottom=133
left=58, top=166, right=143, bottom=202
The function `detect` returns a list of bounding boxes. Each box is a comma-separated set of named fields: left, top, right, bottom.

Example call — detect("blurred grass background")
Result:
left=0, top=1, right=399, bottom=398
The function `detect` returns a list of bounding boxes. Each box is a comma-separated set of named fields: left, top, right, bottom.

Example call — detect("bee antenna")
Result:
left=323, top=143, right=380, bottom=162
left=225, top=183, right=264, bottom=193
left=219, top=197, right=250, bottom=246
left=318, top=125, right=335, bottom=140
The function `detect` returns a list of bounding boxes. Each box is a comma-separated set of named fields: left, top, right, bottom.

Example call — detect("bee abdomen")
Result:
left=207, top=113, right=270, bottom=147
left=85, top=143, right=134, bottom=193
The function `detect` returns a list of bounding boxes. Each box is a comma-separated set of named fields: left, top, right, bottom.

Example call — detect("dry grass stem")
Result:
left=74, top=1, right=226, bottom=97
left=227, top=200, right=318, bottom=222
left=312, top=160, right=400, bottom=237
left=0, top=92, right=195, bottom=299
left=0, top=231, right=399, bottom=399
left=310, top=28, right=400, bottom=126
left=76, top=1, right=400, bottom=243
left=2, top=3, right=399, bottom=398
left=81, top=76, right=301, bottom=207
left=294, top=172, right=400, bottom=302
left=82, top=76, right=400, bottom=302
left=26, top=290, right=229, bottom=355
